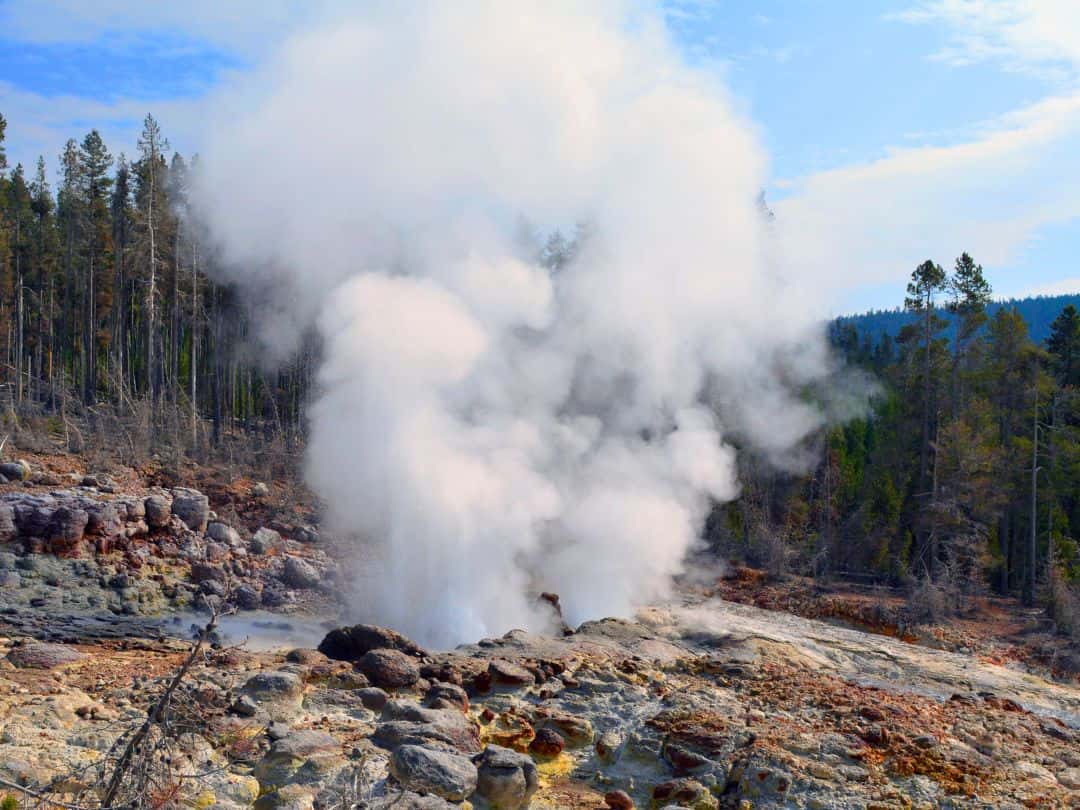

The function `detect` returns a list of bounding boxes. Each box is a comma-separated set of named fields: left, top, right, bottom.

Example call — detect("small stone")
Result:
left=0, top=461, right=29, bottom=481
left=529, top=727, right=565, bottom=757
left=913, top=734, right=937, bottom=749
left=231, top=695, right=259, bottom=717
left=604, top=790, right=634, bottom=810
left=252, top=482, right=270, bottom=498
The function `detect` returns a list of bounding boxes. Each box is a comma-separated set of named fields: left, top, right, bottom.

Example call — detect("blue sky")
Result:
left=1, top=0, right=1079, bottom=313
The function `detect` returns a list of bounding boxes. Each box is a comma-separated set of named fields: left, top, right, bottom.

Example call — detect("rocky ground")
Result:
left=0, top=455, right=1076, bottom=809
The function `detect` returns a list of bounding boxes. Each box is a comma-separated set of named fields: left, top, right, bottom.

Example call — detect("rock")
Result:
left=604, top=790, right=634, bottom=810
left=286, top=648, right=329, bottom=666
left=251, top=527, right=281, bottom=554
left=8, top=641, right=86, bottom=669
left=390, top=744, right=478, bottom=801
left=0, top=570, right=19, bottom=587
left=253, top=730, right=344, bottom=792
left=1015, top=760, right=1056, bottom=783
left=0, top=503, right=16, bottom=541
left=359, top=649, right=421, bottom=689
left=191, top=562, right=227, bottom=584
left=1058, top=768, right=1080, bottom=789
left=242, top=671, right=304, bottom=720
left=424, top=682, right=469, bottom=712
left=373, top=706, right=482, bottom=754
left=489, top=659, right=536, bottom=687
left=207, top=522, right=242, bottom=546
left=144, top=496, right=171, bottom=529
left=0, top=461, right=29, bottom=481
left=171, top=489, right=209, bottom=532
left=47, top=506, right=89, bottom=553
left=296, top=525, right=319, bottom=544
left=252, top=482, right=270, bottom=498
left=596, top=730, right=624, bottom=764
left=253, top=784, right=315, bottom=810
left=533, top=709, right=593, bottom=748
left=368, top=792, right=457, bottom=809
left=651, top=778, right=717, bottom=810
left=233, top=584, right=263, bottom=610
left=528, top=727, right=565, bottom=757
left=230, top=695, right=259, bottom=717
left=359, top=687, right=389, bottom=711
left=85, top=502, right=122, bottom=537
left=319, top=623, right=428, bottom=661
left=473, top=745, right=538, bottom=810
left=283, top=557, right=321, bottom=589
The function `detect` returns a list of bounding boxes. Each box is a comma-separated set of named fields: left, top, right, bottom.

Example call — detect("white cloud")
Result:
left=775, top=91, right=1080, bottom=296
left=896, top=1, right=1080, bottom=79
left=1016, top=278, right=1080, bottom=298
left=0, top=81, right=205, bottom=169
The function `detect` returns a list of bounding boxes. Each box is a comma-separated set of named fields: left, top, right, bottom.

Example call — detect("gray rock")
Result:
left=390, top=745, right=478, bottom=801
left=207, top=522, right=242, bottom=546
left=251, top=527, right=281, bottom=554
left=231, top=695, right=259, bottom=717
left=0, top=551, right=16, bottom=569
left=171, top=489, right=209, bottom=532
left=233, top=584, right=263, bottom=610
left=85, top=502, right=122, bottom=537
left=47, top=506, right=88, bottom=550
left=252, top=482, right=270, bottom=498
left=368, top=792, right=457, bottom=809
left=253, top=729, right=344, bottom=791
left=242, top=670, right=305, bottom=721
left=283, top=557, right=321, bottom=589
left=144, top=496, right=171, bottom=529
left=473, top=745, right=538, bottom=810
left=0, top=570, right=20, bottom=588
left=0, top=504, right=16, bottom=541
left=253, top=785, right=315, bottom=810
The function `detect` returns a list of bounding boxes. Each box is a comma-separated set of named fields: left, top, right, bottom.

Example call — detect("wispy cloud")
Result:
left=895, top=1, right=1080, bottom=80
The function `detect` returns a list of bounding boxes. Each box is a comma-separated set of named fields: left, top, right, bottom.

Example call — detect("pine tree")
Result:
left=79, top=130, right=113, bottom=403
left=1047, top=304, right=1080, bottom=389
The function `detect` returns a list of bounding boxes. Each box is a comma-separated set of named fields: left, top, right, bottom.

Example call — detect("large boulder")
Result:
left=253, top=729, right=344, bottom=792
left=144, top=496, right=171, bottom=529
left=171, top=489, right=209, bottom=532
left=358, top=649, right=420, bottom=689
left=283, top=557, right=320, bottom=589
left=318, top=624, right=427, bottom=661
left=390, top=745, right=478, bottom=801
left=473, top=745, right=538, bottom=810
left=0, top=461, right=29, bottom=481
left=47, top=506, right=89, bottom=554
left=7, top=642, right=86, bottom=669
left=241, top=670, right=305, bottom=720
left=207, top=522, right=242, bottom=546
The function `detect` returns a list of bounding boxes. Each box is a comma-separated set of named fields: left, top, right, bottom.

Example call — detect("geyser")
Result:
left=196, top=0, right=841, bottom=647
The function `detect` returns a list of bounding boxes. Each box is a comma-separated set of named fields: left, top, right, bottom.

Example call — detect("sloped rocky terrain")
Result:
left=0, top=457, right=1076, bottom=808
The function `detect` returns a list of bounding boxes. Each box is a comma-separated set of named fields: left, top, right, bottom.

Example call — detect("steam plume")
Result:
left=197, top=0, right=841, bottom=647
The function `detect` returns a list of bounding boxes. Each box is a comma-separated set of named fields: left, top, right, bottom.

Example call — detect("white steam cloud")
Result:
left=196, top=0, right=842, bottom=647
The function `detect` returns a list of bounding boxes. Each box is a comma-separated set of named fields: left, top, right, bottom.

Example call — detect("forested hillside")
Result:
left=0, top=113, right=312, bottom=464
left=714, top=253, right=1080, bottom=634
left=834, top=293, right=1080, bottom=347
